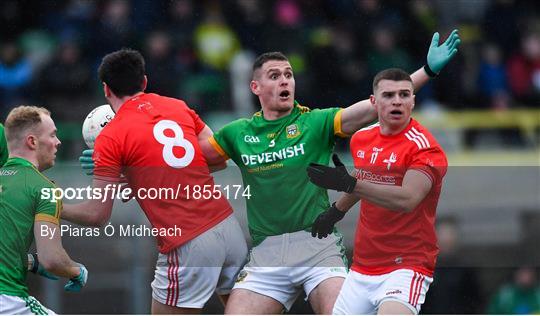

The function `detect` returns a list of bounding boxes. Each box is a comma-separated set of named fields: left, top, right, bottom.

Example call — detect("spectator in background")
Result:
left=269, top=0, right=304, bottom=47
left=482, top=0, right=522, bottom=59
left=308, top=24, right=368, bottom=108
left=194, top=1, right=240, bottom=71
left=226, top=0, right=269, bottom=53
left=37, top=40, right=93, bottom=119
left=487, top=267, right=540, bottom=314
left=144, top=31, right=179, bottom=97
left=264, top=0, right=311, bottom=99
left=187, top=0, right=240, bottom=113
left=0, top=42, right=33, bottom=117
left=405, top=0, right=437, bottom=60
left=163, top=0, right=198, bottom=51
left=0, top=0, right=30, bottom=39
left=367, top=26, right=413, bottom=77
left=91, top=0, right=135, bottom=62
left=507, top=29, right=540, bottom=105
left=348, top=0, right=406, bottom=54
left=41, top=0, right=96, bottom=46
left=477, top=43, right=510, bottom=109
left=422, top=218, right=481, bottom=314
left=162, top=0, right=198, bottom=92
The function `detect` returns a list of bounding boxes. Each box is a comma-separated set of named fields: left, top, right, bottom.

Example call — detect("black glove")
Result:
left=311, top=202, right=346, bottom=239
left=307, top=154, right=357, bottom=193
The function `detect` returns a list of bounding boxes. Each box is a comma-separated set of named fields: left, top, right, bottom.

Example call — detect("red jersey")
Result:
left=349, top=118, right=447, bottom=276
left=93, top=93, right=232, bottom=253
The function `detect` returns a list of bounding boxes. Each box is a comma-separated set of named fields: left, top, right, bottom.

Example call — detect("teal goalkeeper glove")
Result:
left=64, top=264, right=88, bottom=292
left=28, top=253, right=59, bottom=280
left=425, top=29, right=461, bottom=76
left=79, top=149, right=94, bottom=175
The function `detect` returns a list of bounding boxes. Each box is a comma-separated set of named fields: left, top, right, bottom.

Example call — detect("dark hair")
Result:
left=372, top=68, right=412, bottom=92
left=98, top=48, right=145, bottom=98
left=252, top=52, right=288, bottom=75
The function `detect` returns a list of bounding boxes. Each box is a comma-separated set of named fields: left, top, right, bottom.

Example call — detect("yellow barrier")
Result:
left=414, top=109, right=540, bottom=145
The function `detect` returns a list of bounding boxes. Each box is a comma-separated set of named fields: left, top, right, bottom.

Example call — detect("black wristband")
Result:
left=29, top=253, right=39, bottom=273
left=423, top=64, right=438, bottom=78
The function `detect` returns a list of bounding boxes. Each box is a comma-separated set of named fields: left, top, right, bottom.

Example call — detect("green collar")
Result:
left=4, top=157, right=35, bottom=168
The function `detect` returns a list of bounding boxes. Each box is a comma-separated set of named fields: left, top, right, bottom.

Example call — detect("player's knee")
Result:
left=224, top=289, right=283, bottom=314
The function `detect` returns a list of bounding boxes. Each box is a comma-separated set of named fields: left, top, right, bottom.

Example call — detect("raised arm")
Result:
left=340, top=29, right=461, bottom=135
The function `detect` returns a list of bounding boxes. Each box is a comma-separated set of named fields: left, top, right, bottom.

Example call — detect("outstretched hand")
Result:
left=79, top=149, right=94, bottom=176
left=427, top=29, right=461, bottom=75
left=64, top=264, right=88, bottom=292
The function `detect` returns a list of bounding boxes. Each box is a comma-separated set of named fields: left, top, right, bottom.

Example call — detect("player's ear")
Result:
left=370, top=95, right=376, bottom=107
left=103, top=83, right=111, bottom=98
left=250, top=80, right=260, bottom=95
left=411, top=94, right=416, bottom=110
left=142, top=75, right=148, bottom=92
left=26, top=134, right=38, bottom=150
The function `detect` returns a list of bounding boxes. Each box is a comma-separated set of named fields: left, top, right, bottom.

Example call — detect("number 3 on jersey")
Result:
left=153, top=120, right=195, bottom=168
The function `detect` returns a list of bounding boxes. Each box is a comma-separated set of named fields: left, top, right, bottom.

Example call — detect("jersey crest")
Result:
left=286, top=124, right=300, bottom=138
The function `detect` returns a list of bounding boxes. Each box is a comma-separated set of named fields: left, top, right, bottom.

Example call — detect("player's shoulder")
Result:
left=403, top=118, right=442, bottom=151
left=155, top=94, right=190, bottom=108
left=22, top=165, right=56, bottom=190
left=215, top=116, right=252, bottom=140
left=302, top=105, right=341, bottom=117
left=352, top=122, right=380, bottom=139
left=224, top=116, right=252, bottom=129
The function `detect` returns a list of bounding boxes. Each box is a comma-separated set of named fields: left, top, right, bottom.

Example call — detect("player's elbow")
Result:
left=87, top=202, right=112, bottom=226
left=398, top=203, right=415, bottom=213
left=92, top=213, right=110, bottom=227
left=209, top=161, right=227, bottom=173
left=86, top=208, right=111, bottom=227
left=397, top=196, right=422, bottom=213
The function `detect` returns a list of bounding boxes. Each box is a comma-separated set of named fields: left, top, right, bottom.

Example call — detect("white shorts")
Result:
left=0, top=294, right=55, bottom=315
left=233, top=230, right=348, bottom=311
left=333, top=269, right=433, bottom=315
left=151, top=215, right=248, bottom=309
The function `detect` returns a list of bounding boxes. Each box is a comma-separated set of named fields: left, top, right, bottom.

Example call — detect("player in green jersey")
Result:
left=200, top=30, right=461, bottom=314
left=0, top=106, right=88, bottom=314
left=0, top=123, right=7, bottom=167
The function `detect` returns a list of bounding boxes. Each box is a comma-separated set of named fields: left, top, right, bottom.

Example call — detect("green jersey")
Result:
left=487, top=284, right=540, bottom=314
left=0, top=124, right=7, bottom=167
left=210, top=104, right=346, bottom=245
left=0, top=157, right=61, bottom=297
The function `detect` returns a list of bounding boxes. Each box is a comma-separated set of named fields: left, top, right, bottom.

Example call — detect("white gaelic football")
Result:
left=82, top=104, right=115, bottom=148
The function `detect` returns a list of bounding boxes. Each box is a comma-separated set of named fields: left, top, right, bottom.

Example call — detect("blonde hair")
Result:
left=4, top=106, right=51, bottom=145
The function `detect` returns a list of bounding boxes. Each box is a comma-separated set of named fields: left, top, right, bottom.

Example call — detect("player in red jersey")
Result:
left=307, top=68, right=448, bottom=314
left=61, top=49, right=247, bottom=314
